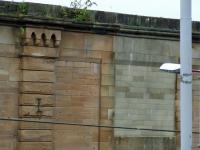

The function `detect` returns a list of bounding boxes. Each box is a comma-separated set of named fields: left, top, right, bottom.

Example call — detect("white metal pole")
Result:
left=180, top=0, right=192, bottom=150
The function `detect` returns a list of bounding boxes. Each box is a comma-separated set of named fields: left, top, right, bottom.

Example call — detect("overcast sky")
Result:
left=4, top=0, right=200, bottom=21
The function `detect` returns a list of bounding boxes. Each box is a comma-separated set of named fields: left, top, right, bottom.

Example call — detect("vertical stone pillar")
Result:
left=18, top=27, right=61, bottom=150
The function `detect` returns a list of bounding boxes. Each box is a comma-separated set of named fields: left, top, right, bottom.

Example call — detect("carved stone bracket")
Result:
left=21, top=27, right=61, bottom=48
left=19, top=27, right=62, bottom=58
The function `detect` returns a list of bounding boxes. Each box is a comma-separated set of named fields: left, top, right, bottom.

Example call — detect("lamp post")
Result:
left=160, top=62, right=194, bottom=150
left=160, top=1, right=192, bottom=150
left=180, top=0, right=192, bottom=149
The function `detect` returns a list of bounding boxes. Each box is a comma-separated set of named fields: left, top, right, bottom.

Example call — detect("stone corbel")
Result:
left=45, top=39, right=50, bottom=47
left=35, top=39, right=40, bottom=46
left=20, top=27, right=61, bottom=47
left=54, top=40, right=60, bottom=47
left=21, top=38, right=31, bottom=46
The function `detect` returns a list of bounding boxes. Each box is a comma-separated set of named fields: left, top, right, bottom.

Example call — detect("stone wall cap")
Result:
left=0, top=1, right=200, bottom=41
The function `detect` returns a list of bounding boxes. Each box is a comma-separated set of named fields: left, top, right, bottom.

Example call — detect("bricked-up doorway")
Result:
left=54, top=60, right=100, bottom=150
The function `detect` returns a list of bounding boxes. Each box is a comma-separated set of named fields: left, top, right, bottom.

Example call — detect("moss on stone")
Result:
left=0, top=0, right=199, bottom=35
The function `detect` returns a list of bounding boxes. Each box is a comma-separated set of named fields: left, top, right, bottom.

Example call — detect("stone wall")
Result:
left=0, top=26, right=19, bottom=150
left=57, top=31, right=114, bottom=150
left=17, top=27, right=61, bottom=150
left=113, top=37, right=178, bottom=149
left=0, top=2, right=200, bottom=150
left=0, top=23, right=199, bottom=150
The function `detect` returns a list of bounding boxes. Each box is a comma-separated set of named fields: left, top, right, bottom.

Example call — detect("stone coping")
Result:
left=0, top=1, right=200, bottom=41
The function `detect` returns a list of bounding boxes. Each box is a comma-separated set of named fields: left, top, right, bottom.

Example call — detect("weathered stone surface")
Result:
left=0, top=58, right=10, bottom=80
left=22, top=27, right=61, bottom=47
left=1, top=9, right=200, bottom=150
left=55, top=83, right=99, bottom=96
left=19, top=94, right=54, bottom=106
left=101, top=96, right=114, bottom=108
left=0, top=26, right=16, bottom=44
left=20, top=82, right=54, bottom=94
left=84, top=34, right=113, bottom=51
left=60, top=48, right=85, bottom=57
left=55, top=95, right=98, bottom=108
left=86, top=50, right=102, bottom=59
left=101, top=51, right=114, bottom=63
left=60, top=32, right=85, bottom=49
left=114, top=137, right=176, bottom=150
left=19, top=130, right=53, bottom=141
left=0, top=138, right=17, bottom=150
left=114, top=36, right=176, bottom=138
left=0, top=93, right=18, bottom=117
left=0, top=120, right=18, bottom=132
left=0, top=70, right=9, bottom=81
left=22, top=46, right=59, bottom=57
left=19, top=106, right=53, bottom=118
left=101, top=75, right=114, bottom=86
left=100, top=128, right=113, bottom=142
left=22, top=70, right=55, bottom=82
left=19, top=121, right=53, bottom=130
left=54, top=59, right=102, bottom=149
left=102, top=63, right=114, bottom=75
left=0, top=44, right=18, bottom=57
left=54, top=128, right=98, bottom=150
left=55, top=106, right=98, bottom=121
left=0, top=81, right=18, bottom=93
left=9, top=58, right=20, bottom=81
left=100, top=142, right=112, bottom=150
left=18, top=142, right=53, bottom=150
left=21, top=57, right=55, bottom=71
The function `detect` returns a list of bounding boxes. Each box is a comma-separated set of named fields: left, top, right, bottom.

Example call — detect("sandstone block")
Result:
left=9, top=58, right=20, bottom=81
left=101, top=75, right=114, bottom=86
left=22, top=70, right=55, bottom=82
left=22, top=46, right=59, bottom=57
left=100, top=128, right=113, bottom=142
left=0, top=138, right=17, bottom=150
left=0, top=26, right=15, bottom=44
left=21, top=57, right=55, bottom=71
left=102, top=63, right=114, bottom=75
left=19, top=121, right=52, bottom=130
left=19, top=130, right=52, bottom=142
left=61, top=32, right=85, bottom=49
left=18, top=142, right=53, bottom=150
left=85, top=34, right=113, bottom=51
left=19, top=94, right=54, bottom=106
left=55, top=95, right=99, bottom=108
left=60, top=49, right=85, bottom=57
left=101, top=51, right=114, bottom=63
left=101, top=96, right=114, bottom=108
left=20, top=82, right=54, bottom=94
left=0, top=81, right=18, bottom=93
left=19, top=106, right=53, bottom=118
left=0, top=44, right=18, bottom=57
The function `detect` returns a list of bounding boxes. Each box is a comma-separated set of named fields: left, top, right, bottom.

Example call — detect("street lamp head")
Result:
left=160, top=63, right=200, bottom=73
left=160, top=63, right=180, bottom=73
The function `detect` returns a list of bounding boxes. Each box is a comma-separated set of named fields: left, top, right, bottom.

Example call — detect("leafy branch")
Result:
left=64, top=0, right=97, bottom=22
left=70, top=0, right=97, bottom=9
left=17, top=0, right=28, bottom=15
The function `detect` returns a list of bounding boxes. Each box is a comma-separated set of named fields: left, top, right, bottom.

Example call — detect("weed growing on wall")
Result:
left=63, top=0, right=97, bottom=22
left=17, top=0, right=28, bottom=15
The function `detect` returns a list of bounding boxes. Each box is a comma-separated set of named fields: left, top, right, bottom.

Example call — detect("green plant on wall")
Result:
left=17, top=0, right=28, bottom=15
left=70, top=0, right=97, bottom=9
left=65, top=0, right=97, bottom=21
left=19, top=27, right=26, bottom=37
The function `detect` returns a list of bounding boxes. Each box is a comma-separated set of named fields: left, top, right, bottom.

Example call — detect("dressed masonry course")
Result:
left=0, top=1, right=200, bottom=150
